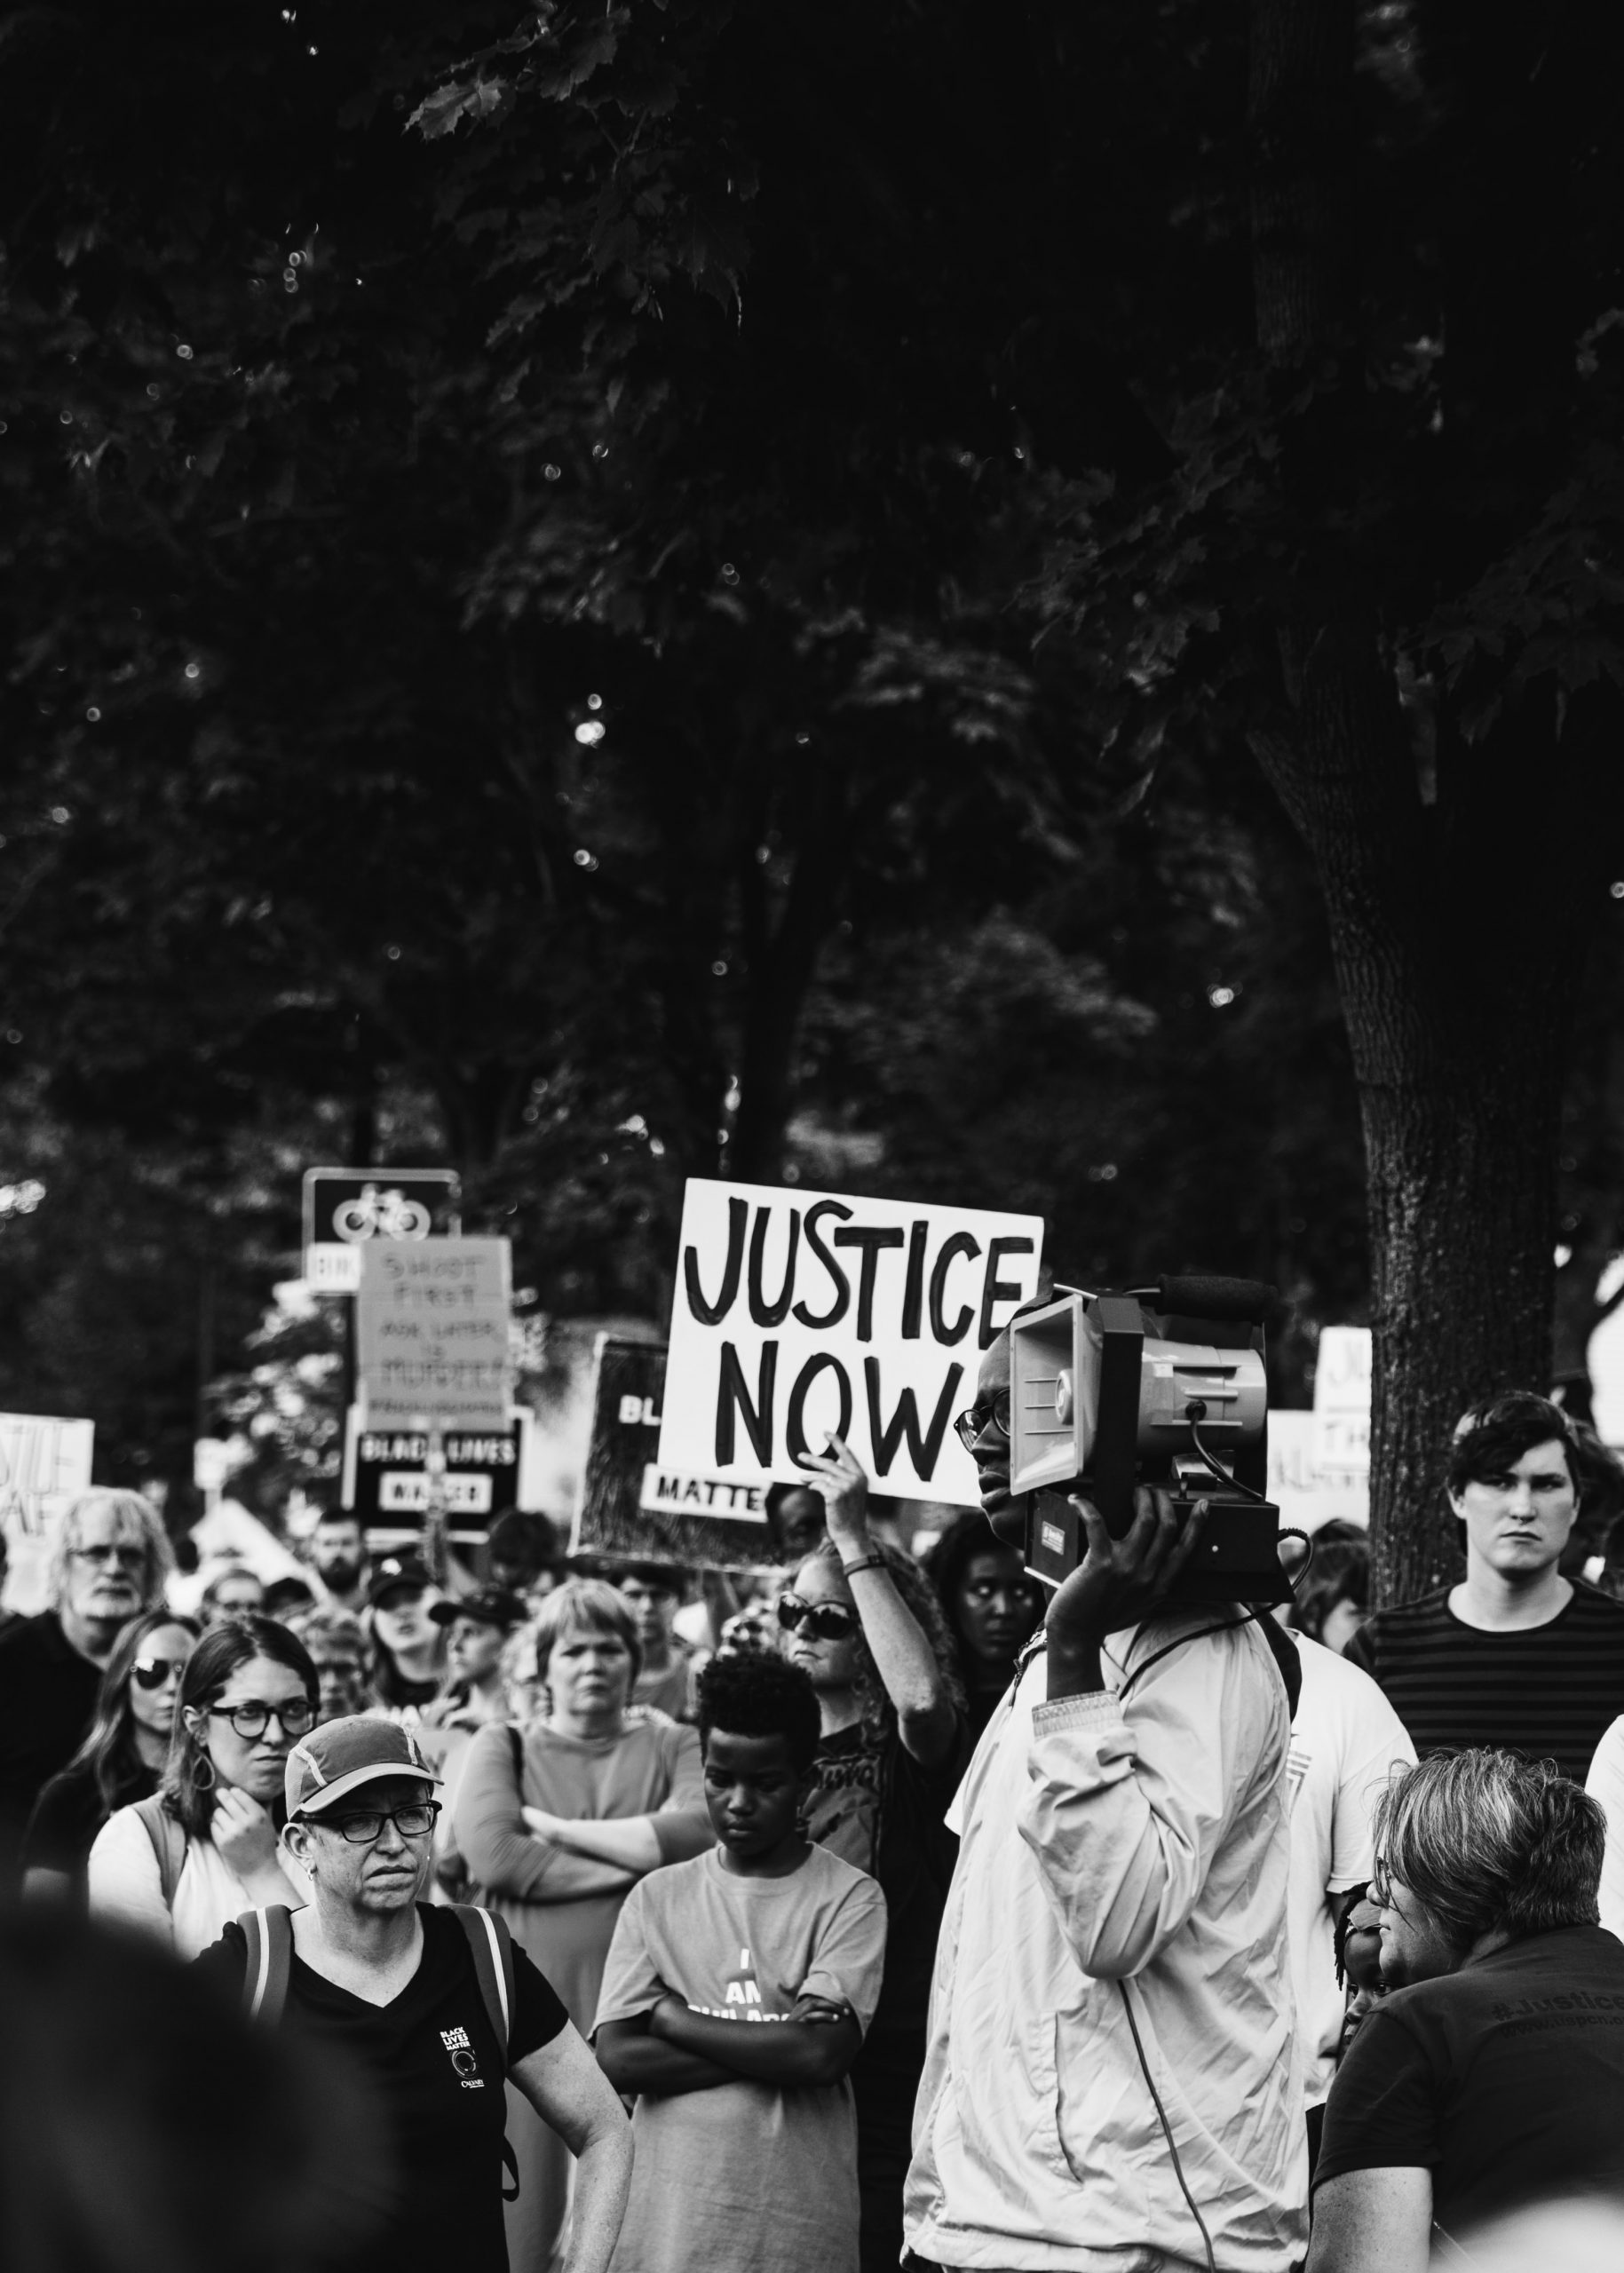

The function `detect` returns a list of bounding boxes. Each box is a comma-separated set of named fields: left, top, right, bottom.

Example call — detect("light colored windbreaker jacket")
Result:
left=904, top=1607, right=1309, bottom=2272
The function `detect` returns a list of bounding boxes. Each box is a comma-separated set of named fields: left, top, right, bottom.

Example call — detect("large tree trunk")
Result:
left=1243, top=0, right=1620, bottom=1602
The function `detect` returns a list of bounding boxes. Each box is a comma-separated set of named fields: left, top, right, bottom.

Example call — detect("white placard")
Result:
left=357, top=1238, right=512, bottom=1428
left=658, top=1179, right=1044, bottom=1504
left=0, top=1414, right=94, bottom=1537
left=639, top=1465, right=768, bottom=1521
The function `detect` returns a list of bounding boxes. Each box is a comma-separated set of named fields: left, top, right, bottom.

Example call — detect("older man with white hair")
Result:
left=0, top=1487, right=172, bottom=1838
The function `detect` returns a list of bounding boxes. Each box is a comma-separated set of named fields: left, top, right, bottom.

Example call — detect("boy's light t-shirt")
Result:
left=593, top=1842, right=888, bottom=2273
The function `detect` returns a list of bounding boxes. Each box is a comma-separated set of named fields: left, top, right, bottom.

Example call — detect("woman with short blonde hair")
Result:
left=455, top=1578, right=711, bottom=2270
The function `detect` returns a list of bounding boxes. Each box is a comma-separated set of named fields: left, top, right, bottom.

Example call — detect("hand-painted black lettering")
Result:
left=716, top=1339, right=777, bottom=1465
left=978, top=1237, right=1035, bottom=1348
left=831, top=1225, right=905, bottom=1342
left=929, top=1232, right=981, bottom=1345
left=685, top=1196, right=748, bottom=1325
left=791, top=1199, right=853, bottom=1329
left=748, top=1205, right=801, bottom=1327
left=863, top=1358, right=964, bottom=1480
left=900, top=1220, right=928, bottom=1340
left=786, top=1353, right=853, bottom=1466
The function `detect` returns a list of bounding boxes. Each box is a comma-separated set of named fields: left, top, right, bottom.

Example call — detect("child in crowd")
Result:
left=593, top=1652, right=887, bottom=2273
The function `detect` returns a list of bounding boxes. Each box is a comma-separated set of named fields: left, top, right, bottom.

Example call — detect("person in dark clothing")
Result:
left=0, top=1489, right=172, bottom=1842
left=1344, top=1392, right=1624, bottom=1780
left=785, top=1436, right=968, bottom=2273
left=1311, top=1749, right=1624, bottom=2271
left=197, top=1715, right=630, bottom=2273
left=21, top=1606, right=199, bottom=1897
left=925, top=1509, right=1045, bottom=1740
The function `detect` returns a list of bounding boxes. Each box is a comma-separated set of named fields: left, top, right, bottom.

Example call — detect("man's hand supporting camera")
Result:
left=1045, top=1487, right=1209, bottom=1700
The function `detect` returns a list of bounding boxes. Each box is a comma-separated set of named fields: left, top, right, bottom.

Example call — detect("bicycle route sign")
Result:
left=301, top=1167, right=461, bottom=1295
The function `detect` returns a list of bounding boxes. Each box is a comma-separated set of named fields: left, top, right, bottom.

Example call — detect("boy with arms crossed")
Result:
left=594, top=1652, right=887, bottom=2273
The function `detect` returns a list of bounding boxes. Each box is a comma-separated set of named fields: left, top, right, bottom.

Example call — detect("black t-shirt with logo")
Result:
left=1316, top=1924, right=1624, bottom=2237
left=199, top=1905, right=568, bottom=2273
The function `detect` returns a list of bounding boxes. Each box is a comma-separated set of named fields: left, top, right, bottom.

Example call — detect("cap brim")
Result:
left=295, top=1759, right=440, bottom=1815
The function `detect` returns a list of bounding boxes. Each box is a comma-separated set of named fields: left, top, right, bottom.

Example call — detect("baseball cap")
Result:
left=429, top=1585, right=527, bottom=1633
left=366, top=1554, right=434, bottom=1609
left=285, top=1716, right=439, bottom=1819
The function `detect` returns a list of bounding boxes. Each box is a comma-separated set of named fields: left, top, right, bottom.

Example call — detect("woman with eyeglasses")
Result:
left=88, top=1615, right=318, bottom=1955
left=21, top=1608, right=201, bottom=1900
left=783, top=1434, right=969, bottom=2273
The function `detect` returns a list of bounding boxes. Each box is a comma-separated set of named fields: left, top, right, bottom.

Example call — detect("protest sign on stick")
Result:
left=658, top=1179, right=1044, bottom=1508
left=356, top=1239, right=512, bottom=1429
left=573, top=1338, right=776, bottom=1572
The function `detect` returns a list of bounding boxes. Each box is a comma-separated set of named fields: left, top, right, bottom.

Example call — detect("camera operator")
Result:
left=904, top=1339, right=1307, bottom=2273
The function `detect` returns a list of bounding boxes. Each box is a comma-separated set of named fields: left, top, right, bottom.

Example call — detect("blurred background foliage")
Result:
left=0, top=0, right=1618, bottom=1529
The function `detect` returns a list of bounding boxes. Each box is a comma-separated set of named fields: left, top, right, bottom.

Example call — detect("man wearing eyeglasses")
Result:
left=0, top=1486, right=172, bottom=1844
left=198, top=1716, right=632, bottom=2273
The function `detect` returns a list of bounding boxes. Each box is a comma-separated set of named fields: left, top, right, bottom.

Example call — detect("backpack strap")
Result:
left=130, top=1794, right=188, bottom=1911
left=455, top=1903, right=516, bottom=2056
left=239, top=1905, right=296, bottom=2025
left=454, top=1905, right=520, bottom=2201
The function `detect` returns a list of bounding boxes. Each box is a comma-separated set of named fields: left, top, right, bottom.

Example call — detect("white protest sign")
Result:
left=658, top=1179, right=1044, bottom=1505
left=0, top=1414, right=94, bottom=1537
left=357, top=1239, right=512, bottom=1429
left=1311, top=1325, right=1371, bottom=1479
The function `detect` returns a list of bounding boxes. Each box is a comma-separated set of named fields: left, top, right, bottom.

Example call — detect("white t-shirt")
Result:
left=1286, top=1635, right=1415, bottom=2106
left=1585, top=1715, right=1624, bottom=1940
left=88, top=1805, right=308, bottom=1960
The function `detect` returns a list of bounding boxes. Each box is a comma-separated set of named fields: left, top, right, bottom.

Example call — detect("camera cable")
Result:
left=1115, top=1975, right=1218, bottom=2273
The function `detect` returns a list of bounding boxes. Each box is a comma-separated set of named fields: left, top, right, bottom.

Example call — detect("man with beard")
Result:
left=305, top=1508, right=370, bottom=1617
left=0, top=1488, right=173, bottom=1839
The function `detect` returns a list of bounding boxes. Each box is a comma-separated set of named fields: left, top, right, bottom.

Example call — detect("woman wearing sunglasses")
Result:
left=783, top=1434, right=968, bottom=2273
left=21, top=1608, right=201, bottom=1901
left=89, top=1616, right=318, bottom=1955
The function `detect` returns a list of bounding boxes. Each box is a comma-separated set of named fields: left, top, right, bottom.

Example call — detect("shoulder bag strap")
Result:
left=131, top=1794, right=188, bottom=1911
left=240, top=1905, right=295, bottom=2024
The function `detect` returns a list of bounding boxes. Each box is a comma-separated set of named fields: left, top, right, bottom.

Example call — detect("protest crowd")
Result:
left=10, top=1361, right=1624, bottom=2273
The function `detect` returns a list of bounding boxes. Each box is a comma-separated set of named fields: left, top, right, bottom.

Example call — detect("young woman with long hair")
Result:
left=781, top=1436, right=969, bottom=2273
left=88, top=1615, right=317, bottom=1956
left=21, top=1607, right=200, bottom=1898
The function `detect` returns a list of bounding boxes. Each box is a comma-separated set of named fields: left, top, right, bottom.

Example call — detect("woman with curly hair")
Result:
left=782, top=1436, right=969, bottom=2273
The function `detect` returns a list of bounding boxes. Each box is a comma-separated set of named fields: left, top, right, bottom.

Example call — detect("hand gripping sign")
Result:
left=658, top=1180, right=1044, bottom=1507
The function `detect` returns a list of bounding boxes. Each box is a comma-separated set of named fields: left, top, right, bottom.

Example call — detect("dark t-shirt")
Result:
left=0, top=1612, right=102, bottom=1834
left=1316, top=1926, right=1624, bottom=2234
left=23, top=1756, right=154, bottom=1885
left=198, top=1905, right=569, bottom=2273
left=800, top=1713, right=967, bottom=2047
left=1344, top=1583, right=1624, bottom=1781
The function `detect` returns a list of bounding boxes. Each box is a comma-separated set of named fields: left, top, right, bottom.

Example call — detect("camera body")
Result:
left=1010, top=1276, right=1292, bottom=1605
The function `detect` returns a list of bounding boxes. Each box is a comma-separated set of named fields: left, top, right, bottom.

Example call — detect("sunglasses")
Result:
left=776, top=1594, right=860, bottom=1643
left=131, top=1655, right=189, bottom=1691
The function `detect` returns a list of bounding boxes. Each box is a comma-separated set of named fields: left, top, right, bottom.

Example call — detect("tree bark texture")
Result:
left=1244, top=0, right=1620, bottom=1600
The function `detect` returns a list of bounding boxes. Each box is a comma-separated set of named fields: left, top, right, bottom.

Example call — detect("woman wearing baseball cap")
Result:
left=197, top=1715, right=631, bottom=2273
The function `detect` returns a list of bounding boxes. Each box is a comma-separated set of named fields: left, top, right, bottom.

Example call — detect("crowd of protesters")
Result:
left=8, top=1379, right=1624, bottom=2271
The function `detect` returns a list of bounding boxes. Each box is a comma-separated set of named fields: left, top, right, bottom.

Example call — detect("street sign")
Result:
left=301, top=1167, right=461, bottom=1294
left=356, top=1236, right=512, bottom=1429
left=341, top=1407, right=533, bottom=1527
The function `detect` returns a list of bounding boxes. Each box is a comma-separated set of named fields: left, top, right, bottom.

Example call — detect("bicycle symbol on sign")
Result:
left=333, top=1184, right=433, bottom=1243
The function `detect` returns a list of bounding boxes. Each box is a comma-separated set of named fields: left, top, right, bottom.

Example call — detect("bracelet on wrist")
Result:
left=841, top=1554, right=887, bottom=1580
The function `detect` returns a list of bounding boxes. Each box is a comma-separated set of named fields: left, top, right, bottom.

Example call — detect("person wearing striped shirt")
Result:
left=1344, top=1393, right=1624, bottom=1783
